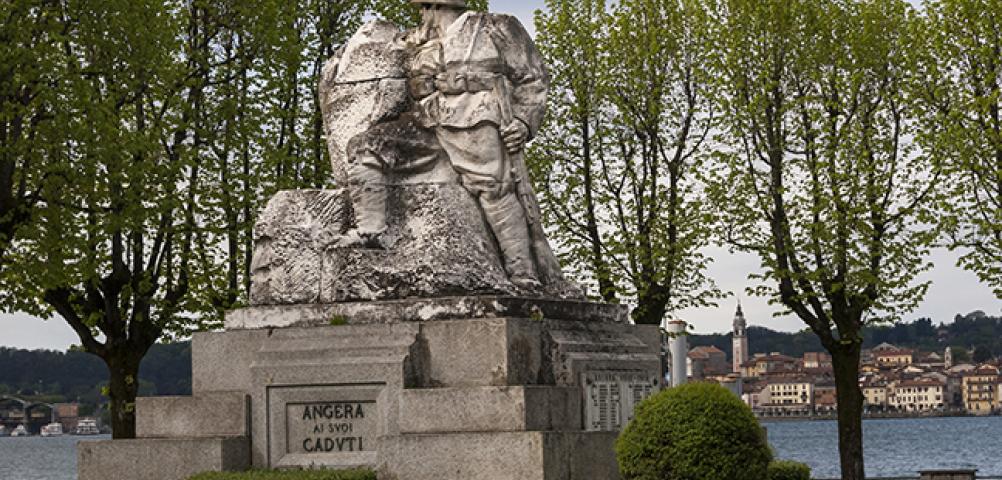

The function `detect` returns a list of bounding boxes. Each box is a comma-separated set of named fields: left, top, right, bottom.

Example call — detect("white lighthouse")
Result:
left=732, top=302, right=749, bottom=375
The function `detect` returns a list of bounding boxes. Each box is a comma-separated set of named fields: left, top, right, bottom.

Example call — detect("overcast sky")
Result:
left=1, top=0, right=998, bottom=351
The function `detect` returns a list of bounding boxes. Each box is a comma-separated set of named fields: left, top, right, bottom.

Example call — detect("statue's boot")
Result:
left=336, top=162, right=387, bottom=249
left=481, top=190, right=542, bottom=290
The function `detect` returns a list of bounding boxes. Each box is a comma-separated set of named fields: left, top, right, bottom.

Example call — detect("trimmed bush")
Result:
left=615, top=382, right=772, bottom=480
left=768, top=460, right=811, bottom=480
left=188, top=469, right=376, bottom=480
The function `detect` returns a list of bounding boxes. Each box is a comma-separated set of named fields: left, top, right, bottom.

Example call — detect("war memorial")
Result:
left=77, top=1, right=663, bottom=479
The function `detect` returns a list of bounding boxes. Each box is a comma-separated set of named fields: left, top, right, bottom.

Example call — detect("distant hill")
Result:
left=689, top=310, right=1002, bottom=360
left=0, top=342, right=191, bottom=404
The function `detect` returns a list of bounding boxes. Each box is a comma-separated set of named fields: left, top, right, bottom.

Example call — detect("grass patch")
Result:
left=189, top=469, right=376, bottom=480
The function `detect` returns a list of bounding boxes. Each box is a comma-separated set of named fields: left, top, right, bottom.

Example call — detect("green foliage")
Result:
left=328, top=315, right=348, bottom=326
left=530, top=0, right=724, bottom=324
left=188, top=469, right=375, bottom=480
left=768, top=460, right=811, bottom=480
left=915, top=0, right=1002, bottom=299
left=615, top=382, right=772, bottom=480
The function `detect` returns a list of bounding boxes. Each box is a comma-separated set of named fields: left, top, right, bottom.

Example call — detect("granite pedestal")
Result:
left=79, top=297, right=662, bottom=480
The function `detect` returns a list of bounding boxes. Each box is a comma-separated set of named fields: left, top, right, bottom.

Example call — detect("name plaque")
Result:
left=287, top=401, right=376, bottom=454
left=583, top=371, right=659, bottom=432
left=267, top=385, right=383, bottom=468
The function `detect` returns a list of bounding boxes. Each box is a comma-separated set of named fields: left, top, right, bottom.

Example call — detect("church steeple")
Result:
left=733, top=301, right=747, bottom=337
left=732, top=300, right=749, bottom=375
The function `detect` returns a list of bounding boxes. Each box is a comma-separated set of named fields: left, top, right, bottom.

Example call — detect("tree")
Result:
left=531, top=0, right=723, bottom=324
left=916, top=0, right=1002, bottom=299
left=708, top=1, right=941, bottom=479
left=0, top=1, right=68, bottom=273
left=1, top=0, right=419, bottom=438
left=972, top=345, right=994, bottom=363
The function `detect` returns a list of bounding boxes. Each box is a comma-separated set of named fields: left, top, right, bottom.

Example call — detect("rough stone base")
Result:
left=379, top=431, right=622, bottom=480
left=78, top=437, right=249, bottom=480
left=79, top=298, right=660, bottom=480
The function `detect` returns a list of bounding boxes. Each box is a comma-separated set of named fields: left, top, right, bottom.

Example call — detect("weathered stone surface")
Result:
left=229, top=296, right=629, bottom=330
left=250, top=190, right=346, bottom=305
left=136, top=392, right=249, bottom=439
left=420, top=318, right=543, bottom=387
left=78, top=437, right=249, bottom=480
left=378, top=431, right=622, bottom=480
left=319, top=20, right=408, bottom=185
left=192, top=330, right=269, bottom=394
left=321, top=182, right=519, bottom=302
left=399, top=386, right=580, bottom=433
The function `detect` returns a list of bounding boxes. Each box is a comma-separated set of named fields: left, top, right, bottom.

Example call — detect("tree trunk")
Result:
left=831, top=345, right=865, bottom=480
left=105, top=350, right=142, bottom=439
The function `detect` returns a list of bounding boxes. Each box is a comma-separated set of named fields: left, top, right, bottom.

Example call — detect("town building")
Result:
left=732, top=303, right=749, bottom=375
left=877, top=348, right=914, bottom=367
left=962, top=365, right=1000, bottom=415
left=803, top=352, right=832, bottom=369
left=889, top=379, right=946, bottom=412
left=688, top=345, right=729, bottom=380
left=813, top=381, right=837, bottom=413
left=742, top=353, right=799, bottom=377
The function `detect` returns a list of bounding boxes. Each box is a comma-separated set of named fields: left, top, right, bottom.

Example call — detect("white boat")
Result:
left=74, top=418, right=100, bottom=435
left=40, top=422, right=64, bottom=437
left=11, top=424, right=28, bottom=437
left=0, top=425, right=7, bottom=436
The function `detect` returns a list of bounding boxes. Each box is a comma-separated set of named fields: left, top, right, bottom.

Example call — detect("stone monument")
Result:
left=78, top=2, right=663, bottom=479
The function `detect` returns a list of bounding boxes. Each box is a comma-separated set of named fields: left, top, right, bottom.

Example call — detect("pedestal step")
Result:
left=78, top=437, right=249, bottom=480
left=379, top=431, right=622, bottom=480
left=399, top=386, right=580, bottom=433
left=137, top=392, right=249, bottom=439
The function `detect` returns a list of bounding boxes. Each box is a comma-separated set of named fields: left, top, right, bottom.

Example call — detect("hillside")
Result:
left=689, top=310, right=1002, bottom=360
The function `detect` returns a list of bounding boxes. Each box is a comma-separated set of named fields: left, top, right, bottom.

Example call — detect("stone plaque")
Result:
left=583, top=371, right=659, bottom=432
left=286, top=401, right=376, bottom=454
left=267, top=385, right=383, bottom=468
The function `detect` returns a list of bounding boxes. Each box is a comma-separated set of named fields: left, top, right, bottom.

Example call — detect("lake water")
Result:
left=764, top=416, right=1002, bottom=478
left=0, top=435, right=108, bottom=480
left=0, top=417, right=999, bottom=479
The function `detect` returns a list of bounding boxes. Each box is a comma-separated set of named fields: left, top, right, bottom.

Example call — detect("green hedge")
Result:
left=768, top=460, right=811, bottom=480
left=188, top=469, right=376, bottom=480
left=615, top=382, right=772, bottom=480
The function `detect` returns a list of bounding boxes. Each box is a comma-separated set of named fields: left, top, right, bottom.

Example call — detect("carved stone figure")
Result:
left=250, top=0, right=581, bottom=305
left=337, top=0, right=564, bottom=288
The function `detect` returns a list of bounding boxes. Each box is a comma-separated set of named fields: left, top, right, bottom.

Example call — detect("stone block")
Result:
left=136, top=392, right=249, bottom=439
left=78, top=437, right=249, bottom=480
left=420, top=318, right=543, bottom=387
left=192, top=329, right=269, bottom=394
left=226, top=296, right=628, bottom=330
left=379, top=431, right=622, bottom=480
left=399, top=386, right=580, bottom=433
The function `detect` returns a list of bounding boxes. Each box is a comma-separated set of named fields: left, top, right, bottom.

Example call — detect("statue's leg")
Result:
left=337, top=156, right=388, bottom=248
left=479, top=188, right=542, bottom=290
left=437, top=124, right=541, bottom=289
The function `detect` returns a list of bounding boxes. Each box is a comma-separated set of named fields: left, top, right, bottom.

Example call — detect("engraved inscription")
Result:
left=287, top=401, right=376, bottom=454
left=584, top=371, right=659, bottom=432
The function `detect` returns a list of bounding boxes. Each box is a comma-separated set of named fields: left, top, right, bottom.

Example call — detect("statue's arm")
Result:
left=491, top=14, right=550, bottom=140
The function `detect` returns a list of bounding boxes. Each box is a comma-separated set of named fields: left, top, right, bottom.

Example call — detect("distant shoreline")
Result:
left=758, top=411, right=997, bottom=422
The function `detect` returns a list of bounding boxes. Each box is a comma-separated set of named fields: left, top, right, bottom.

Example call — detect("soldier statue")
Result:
left=335, top=0, right=560, bottom=291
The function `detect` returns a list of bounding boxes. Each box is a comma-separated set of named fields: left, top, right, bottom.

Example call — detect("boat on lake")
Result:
left=40, top=422, right=64, bottom=437
left=0, top=425, right=7, bottom=436
left=74, top=418, right=100, bottom=435
left=10, top=424, right=28, bottom=437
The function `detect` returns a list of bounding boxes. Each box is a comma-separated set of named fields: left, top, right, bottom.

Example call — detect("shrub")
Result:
left=615, top=382, right=772, bottom=480
left=768, top=460, right=811, bottom=480
left=188, top=469, right=376, bottom=480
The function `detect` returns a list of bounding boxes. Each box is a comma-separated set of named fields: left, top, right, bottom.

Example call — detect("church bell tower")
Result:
left=732, top=302, right=749, bottom=375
